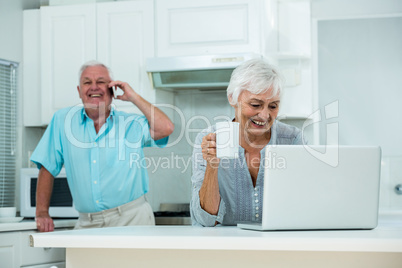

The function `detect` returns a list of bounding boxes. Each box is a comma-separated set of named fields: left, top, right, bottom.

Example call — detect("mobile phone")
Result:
left=109, top=87, right=115, bottom=98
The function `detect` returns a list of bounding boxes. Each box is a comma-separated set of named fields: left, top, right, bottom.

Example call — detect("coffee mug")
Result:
left=0, top=207, right=16, bottom=218
left=215, top=121, right=240, bottom=159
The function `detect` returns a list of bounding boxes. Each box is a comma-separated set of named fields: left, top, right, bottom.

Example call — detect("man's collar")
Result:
left=80, top=105, right=115, bottom=123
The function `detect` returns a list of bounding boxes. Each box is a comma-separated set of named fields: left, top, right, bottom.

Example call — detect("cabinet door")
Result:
left=97, top=0, right=155, bottom=115
left=41, top=4, right=97, bottom=125
left=276, top=1, right=313, bottom=118
left=23, top=10, right=41, bottom=127
left=155, top=0, right=262, bottom=57
left=0, top=232, right=20, bottom=267
left=278, top=0, right=311, bottom=55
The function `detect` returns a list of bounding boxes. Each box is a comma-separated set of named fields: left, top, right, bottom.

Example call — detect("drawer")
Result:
left=19, top=231, right=66, bottom=267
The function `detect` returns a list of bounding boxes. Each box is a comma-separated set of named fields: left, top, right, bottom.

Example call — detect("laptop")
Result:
left=237, top=145, right=381, bottom=231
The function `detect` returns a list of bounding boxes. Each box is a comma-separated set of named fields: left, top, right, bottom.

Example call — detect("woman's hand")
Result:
left=201, top=133, right=220, bottom=168
left=199, top=132, right=221, bottom=215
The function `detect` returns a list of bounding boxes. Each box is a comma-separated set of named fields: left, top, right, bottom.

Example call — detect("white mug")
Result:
left=0, top=207, right=16, bottom=218
left=215, top=121, right=240, bottom=159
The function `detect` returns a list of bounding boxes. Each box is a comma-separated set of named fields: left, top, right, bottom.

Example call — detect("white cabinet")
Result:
left=23, top=10, right=41, bottom=127
left=155, top=0, right=277, bottom=57
left=40, top=4, right=97, bottom=125
left=23, top=0, right=313, bottom=128
left=154, top=0, right=314, bottom=119
left=0, top=231, right=65, bottom=268
left=24, top=0, right=157, bottom=126
left=97, top=1, right=155, bottom=114
left=0, top=232, right=20, bottom=267
left=274, top=0, right=314, bottom=119
left=278, top=0, right=311, bottom=56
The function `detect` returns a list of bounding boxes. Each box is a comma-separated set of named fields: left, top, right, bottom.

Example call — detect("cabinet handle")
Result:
left=29, top=234, right=34, bottom=247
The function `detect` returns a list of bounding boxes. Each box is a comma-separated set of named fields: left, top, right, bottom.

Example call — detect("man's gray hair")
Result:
left=78, top=60, right=114, bottom=84
left=227, top=58, right=284, bottom=106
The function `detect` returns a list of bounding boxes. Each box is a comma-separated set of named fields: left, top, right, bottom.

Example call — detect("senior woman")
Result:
left=190, top=58, right=305, bottom=227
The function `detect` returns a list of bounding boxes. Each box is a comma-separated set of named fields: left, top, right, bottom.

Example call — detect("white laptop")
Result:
left=237, top=145, right=381, bottom=231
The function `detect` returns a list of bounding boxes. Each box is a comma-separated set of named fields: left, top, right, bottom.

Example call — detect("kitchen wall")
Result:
left=311, top=0, right=402, bottom=18
left=312, top=0, right=402, bottom=210
left=0, top=0, right=42, bottom=207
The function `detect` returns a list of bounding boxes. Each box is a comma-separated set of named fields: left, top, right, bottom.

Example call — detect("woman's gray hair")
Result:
left=78, top=60, right=114, bottom=84
left=227, top=58, right=284, bottom=106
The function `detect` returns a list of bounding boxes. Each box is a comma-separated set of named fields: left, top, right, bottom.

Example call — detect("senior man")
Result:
left=31, top=60, right=174, bottom=232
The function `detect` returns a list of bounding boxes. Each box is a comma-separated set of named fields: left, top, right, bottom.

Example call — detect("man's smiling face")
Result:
left=77, top=65, right=113, bottom=110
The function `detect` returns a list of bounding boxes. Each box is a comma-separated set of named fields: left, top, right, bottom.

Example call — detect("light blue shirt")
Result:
left=31, top=105, right=168, bottom=213
left=190, top=120, right=304, bottom=227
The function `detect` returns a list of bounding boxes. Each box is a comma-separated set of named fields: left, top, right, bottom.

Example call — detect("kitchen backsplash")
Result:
left=145, top=91, right=233, bottom=211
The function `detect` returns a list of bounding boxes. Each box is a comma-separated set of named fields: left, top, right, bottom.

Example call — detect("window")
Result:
left=0, top=59, right=18, bottom=207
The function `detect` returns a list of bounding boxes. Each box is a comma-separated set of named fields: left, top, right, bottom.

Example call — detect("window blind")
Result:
left=0, top=59, right=18, bottom=207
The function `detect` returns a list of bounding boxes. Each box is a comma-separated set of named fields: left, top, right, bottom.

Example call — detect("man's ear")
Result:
left=77, top=86, right=82, bottom=99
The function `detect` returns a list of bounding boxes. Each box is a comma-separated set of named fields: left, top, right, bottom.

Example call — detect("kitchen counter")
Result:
left=31, top=224, right=402, bottom=252
left=0, top=215, right=187, bottom=232
left=0, top=218, right=77, bottom=232
left=30, top=216, right=402, bottom=268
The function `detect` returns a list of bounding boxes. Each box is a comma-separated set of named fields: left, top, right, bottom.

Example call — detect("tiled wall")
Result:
left=145, top=91, right=233, bottom=211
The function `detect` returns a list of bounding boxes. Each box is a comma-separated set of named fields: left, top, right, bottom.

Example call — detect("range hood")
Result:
left=146, top=53, right=261, bottom=91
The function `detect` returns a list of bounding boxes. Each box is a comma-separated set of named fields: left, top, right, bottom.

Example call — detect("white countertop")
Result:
left=30, top=218, right=402, bottom=253
left=0, top=219, right=77, bottom=232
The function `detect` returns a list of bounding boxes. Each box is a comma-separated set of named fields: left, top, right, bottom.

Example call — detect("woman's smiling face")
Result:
left=233, top=89, right=280, bottom=142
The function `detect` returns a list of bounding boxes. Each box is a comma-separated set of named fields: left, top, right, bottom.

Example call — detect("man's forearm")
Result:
left=129, top=92, right=174, bottom=140
left=36, top=167, right=54, bottom=217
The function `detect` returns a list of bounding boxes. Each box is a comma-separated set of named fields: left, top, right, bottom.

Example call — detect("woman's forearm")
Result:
left=199, top=163, right=220, bottom=215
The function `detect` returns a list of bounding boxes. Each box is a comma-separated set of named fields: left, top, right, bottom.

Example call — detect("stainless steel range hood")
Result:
left=146, top=53, right=262, bottom=91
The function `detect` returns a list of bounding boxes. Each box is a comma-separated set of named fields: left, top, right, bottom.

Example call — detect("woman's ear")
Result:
left=228, top=94, right=236, bottom=108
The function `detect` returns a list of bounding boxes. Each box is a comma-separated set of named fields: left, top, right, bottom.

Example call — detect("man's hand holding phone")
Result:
left=108, top=81, right=138, bottom=103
